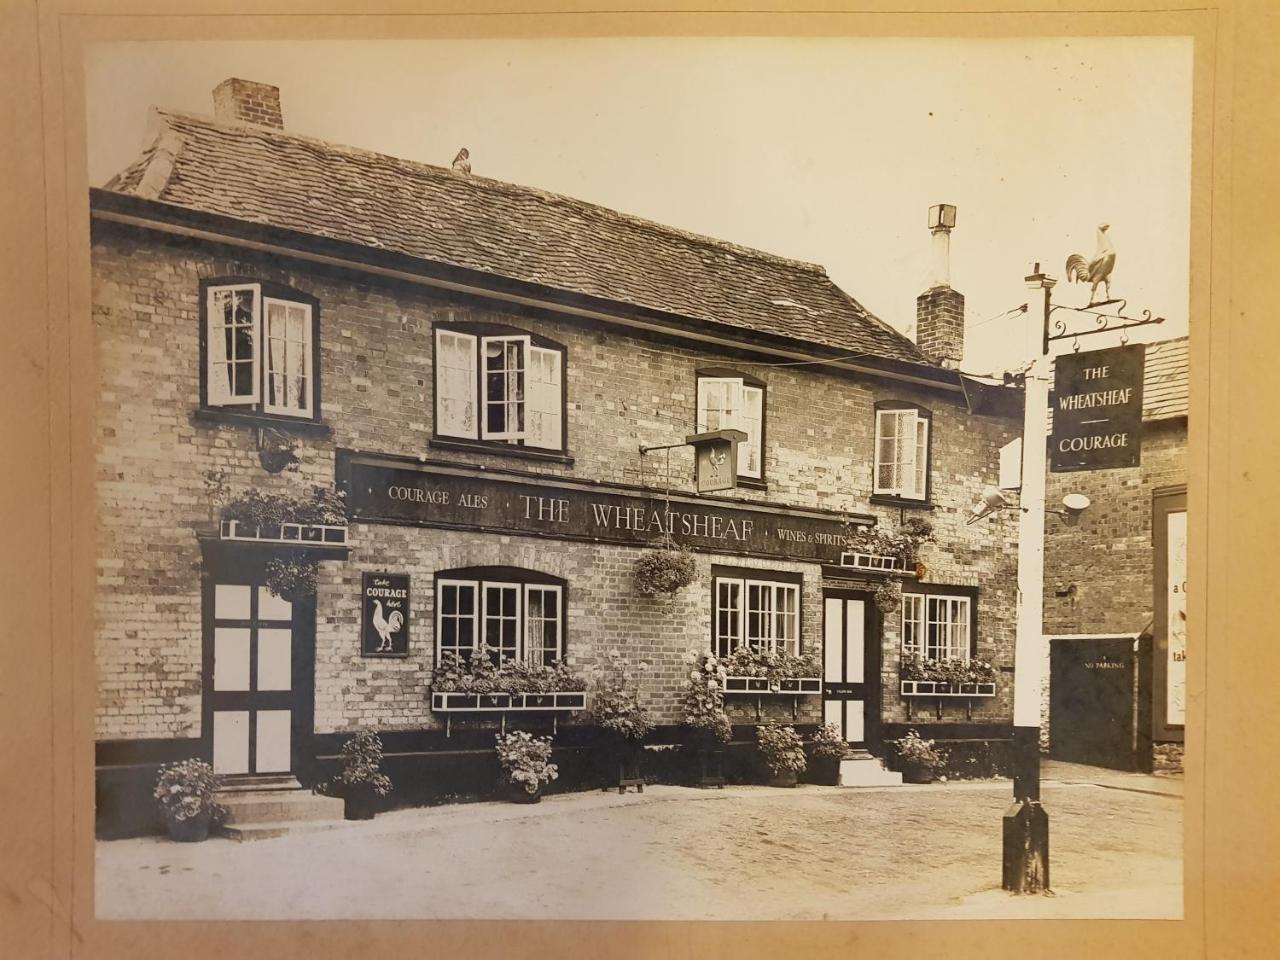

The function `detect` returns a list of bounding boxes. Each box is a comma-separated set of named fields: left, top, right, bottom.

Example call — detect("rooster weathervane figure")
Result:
left=1064, top=223, right=1116, bottom=305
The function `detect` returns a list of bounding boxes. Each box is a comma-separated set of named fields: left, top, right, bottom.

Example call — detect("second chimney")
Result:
left=916, top=203, right=964, bottom=369
left=213, top=78, right=283, bottom=129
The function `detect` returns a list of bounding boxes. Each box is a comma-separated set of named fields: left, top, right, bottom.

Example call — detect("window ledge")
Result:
left=428, top=437, right=575, bottom=465
left=192, top=407, right=332, bottom=438
left=869, top=495, right=934, bottom=511
left=735, top=477, right=768, bottom=491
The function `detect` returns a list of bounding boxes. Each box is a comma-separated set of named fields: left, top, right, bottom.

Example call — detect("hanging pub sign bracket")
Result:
left=639, top=428, right=748, bottom=494
left=1044, top=298, right=1166, bottom=354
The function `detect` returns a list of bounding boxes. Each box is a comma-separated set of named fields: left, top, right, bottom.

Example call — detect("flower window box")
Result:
left=429, top=690, right=588, bottom=712
left=220, top=518, right=349, bottom=547
left=723, top=676, right=822, bottom=695
left=839, top=551, right=907, bottom=573
left=900, top=680, right=996, bottom=698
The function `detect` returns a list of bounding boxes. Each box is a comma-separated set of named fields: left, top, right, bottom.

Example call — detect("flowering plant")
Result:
left=495, top=730, right=559, bottom=794
left=873, top=578, right=902, bottom=613
left=900, top=654, right=997, bottom=685
left=808, top=723, right=849, bottom=762
left=756, top=723, right=808, bottom=776
left=221, top=486, right=347, bottom=528
left=843, top=516, right=934, bottom=566
left=634, top=543, right=697, bottom=595
left=590, top=650, right=654, bottom=741
left=895, top=728, right=943, bottom=771
left=433, top=649, right=587, bottom=695
left=153, top=759, right=226, bottom=823
left=681, top=651, right=733, bottom=743
left=719, top=647, right=823, bottom=688
left=325, top=731, right=392, bottom=797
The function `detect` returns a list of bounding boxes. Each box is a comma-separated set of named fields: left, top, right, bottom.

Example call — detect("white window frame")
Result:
left=206, top=282, right=316, bottom=418
left=874, top=407, right=930, bottom=499
left=713, top=576, right=799, bottom=657
left=696, top=376, right=764, bottom=480
left=261, top=297, right=314, bottom=416
left=434, top=577, right=565, bottom=665
left=435, top=328, right=565, bottom=451
left=901, top=592, right=971, bottom=662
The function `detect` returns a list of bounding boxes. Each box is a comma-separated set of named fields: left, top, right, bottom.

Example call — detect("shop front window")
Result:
left=435, top=570, right=564, bottom=665
left=713, top=575, right=799, bottom=657
left=901, top=592, right=971, bottom=661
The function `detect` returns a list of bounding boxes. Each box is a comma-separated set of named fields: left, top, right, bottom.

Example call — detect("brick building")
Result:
left=1041, top=337, right=1188, bottom=772
left=91, top=79, right=1023, bottom=835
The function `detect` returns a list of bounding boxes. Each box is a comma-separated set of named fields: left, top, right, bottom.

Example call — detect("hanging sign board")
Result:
left=687, top=429, right=747, bottom=494
left=1051, top=344, right=1145, bottom=472
left=361, top=572, right=410, bottom=658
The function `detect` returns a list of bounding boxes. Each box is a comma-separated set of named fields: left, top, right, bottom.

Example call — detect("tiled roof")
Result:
left=103, top=109, right=929, bottom=366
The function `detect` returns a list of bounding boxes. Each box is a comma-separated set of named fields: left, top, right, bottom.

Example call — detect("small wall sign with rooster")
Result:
left=361, top=572, right=410, bottom=658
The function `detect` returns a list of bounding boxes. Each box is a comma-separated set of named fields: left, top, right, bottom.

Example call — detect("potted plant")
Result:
left=325, top=730, right=393, bottom=820
left=590, top=650, right=654, bottom=792
left=681, top=652, right=732, bottom=787
left=807, top=723, right=848, bottom=785
left=153, top=759, right=226, bottom=842
left=633, top=538, right=697, bottom=596
left=895, top=728, right=943, bottom=784
left=495, top=730, right=559, bottom=803
left=756, top=723, right=807, bottom=787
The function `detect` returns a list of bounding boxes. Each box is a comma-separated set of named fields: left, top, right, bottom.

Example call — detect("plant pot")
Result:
left=807, top=757, right=841, bottom=786
left=900, top=760, right=935, bottom=784
left=767, top=769, right=799, bottom=788
left=166, top=810, right=212, bottom=843
left=507, top=781, right=544, bottom=804
left=343, top=786, right=379, bottom=820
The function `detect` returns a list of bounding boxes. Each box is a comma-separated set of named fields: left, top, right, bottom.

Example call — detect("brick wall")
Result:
left=1039, top=418, right=1187, bottom=741
left=92, top=224, right=1020, bottom=742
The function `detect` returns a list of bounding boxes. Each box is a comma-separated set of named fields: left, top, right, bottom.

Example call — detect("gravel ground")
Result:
left=96, top=780, right=1182, bottom=921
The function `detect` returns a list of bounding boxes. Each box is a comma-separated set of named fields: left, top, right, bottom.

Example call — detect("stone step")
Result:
left=220, top=818, right=350, bottom=843
left=218, top=790, right=344, bottom=824
left=838, top=755, right=904, bottom=787
left=219, top=775, right=303, bottom=793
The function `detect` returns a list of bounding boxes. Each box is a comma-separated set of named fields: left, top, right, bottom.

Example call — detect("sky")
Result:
left=85, top=36, right=1193, bottom=373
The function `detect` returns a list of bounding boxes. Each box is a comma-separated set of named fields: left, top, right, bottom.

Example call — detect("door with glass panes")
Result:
left=204, top=578, right=312, bottom=776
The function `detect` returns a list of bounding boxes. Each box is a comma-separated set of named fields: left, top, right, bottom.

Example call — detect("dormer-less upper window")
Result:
left=203, top=281, right=318, bottom=420
left=695, top=371, right=765, bottom=481
left=434, top=325, right=565, bottom=452
left=873, top=402, right=932, bottom=502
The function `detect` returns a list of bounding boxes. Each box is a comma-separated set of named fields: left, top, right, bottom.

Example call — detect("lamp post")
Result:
left=1002, top=265, right=1054, bottom=894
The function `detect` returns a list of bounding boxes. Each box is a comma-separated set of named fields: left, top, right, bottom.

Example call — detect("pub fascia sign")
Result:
left=1051, top=343, right=1145, bottom=472
left=337, top=452, right=865, bottom=565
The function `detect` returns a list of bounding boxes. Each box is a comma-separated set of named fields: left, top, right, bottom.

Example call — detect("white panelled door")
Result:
left=822, top=594, right=877, bottom=747
left=209, top=582, right=297, bottom=775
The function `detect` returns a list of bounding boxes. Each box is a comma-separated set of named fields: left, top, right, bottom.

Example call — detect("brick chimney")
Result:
left=213, top=78, right=283, bottom=129
left=916, top=203, right=965, bottom=368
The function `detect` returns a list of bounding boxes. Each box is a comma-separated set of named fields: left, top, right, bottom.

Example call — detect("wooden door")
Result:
left=822, top=593, right=880, bottom=748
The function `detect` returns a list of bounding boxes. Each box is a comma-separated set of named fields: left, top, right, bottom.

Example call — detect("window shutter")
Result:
left=206, top=284, right=260, bottom=406
left=526, top=346, right=563, bottom=450
left=911, top=414, right=929, bottom=499
left=435, top=329, right=478, bottom=438
left=874, top=409, right=900, bottom=493
left=696, top=378, right=741, bottom=433
left=738, top=385, right=763, bottom=478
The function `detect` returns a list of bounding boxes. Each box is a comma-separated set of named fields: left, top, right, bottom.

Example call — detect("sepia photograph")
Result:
left=86, top=35, right=1190, bottom=921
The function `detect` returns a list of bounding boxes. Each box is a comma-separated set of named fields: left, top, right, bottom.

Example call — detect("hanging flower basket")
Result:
left=634, top=543, right=696, bottom=595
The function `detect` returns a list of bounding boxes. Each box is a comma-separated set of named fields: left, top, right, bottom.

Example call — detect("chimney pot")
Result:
left=213, top=78, right=283, bottom=129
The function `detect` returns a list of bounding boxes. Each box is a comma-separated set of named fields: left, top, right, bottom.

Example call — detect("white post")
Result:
left=1003, top=268, right=1054, bottom=894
